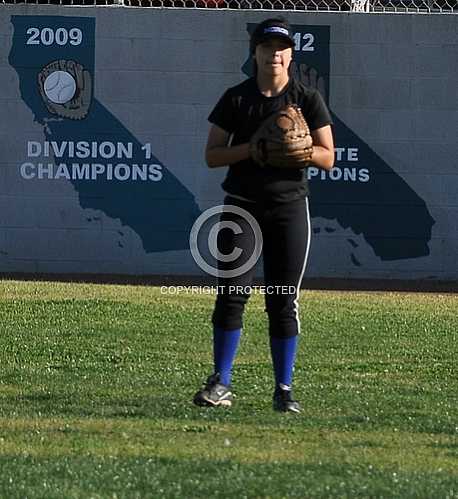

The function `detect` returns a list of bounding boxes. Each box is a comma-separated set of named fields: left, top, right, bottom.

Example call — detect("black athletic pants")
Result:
left=212, top=195, right=311, bottom=339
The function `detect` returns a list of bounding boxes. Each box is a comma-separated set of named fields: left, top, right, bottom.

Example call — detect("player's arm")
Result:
left=205, top=124, right=250, bottom=168
left=310, top=125, right=334, bottom=171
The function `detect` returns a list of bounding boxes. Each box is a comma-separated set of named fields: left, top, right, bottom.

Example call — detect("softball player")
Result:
left=194, top=17, right=334, bottom=412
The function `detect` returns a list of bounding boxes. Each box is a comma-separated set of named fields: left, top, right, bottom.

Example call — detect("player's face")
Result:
left=255, top=38, right=293, bottom=77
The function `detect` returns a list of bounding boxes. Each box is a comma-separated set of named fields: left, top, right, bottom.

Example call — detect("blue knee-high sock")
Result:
left=270, top=335, right=298, bottom=388
left=213, top=327, right=241, bottom=386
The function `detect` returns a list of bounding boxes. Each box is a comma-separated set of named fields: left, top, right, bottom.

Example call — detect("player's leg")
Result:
left=262, top=197, right=311, bottom=412
left=194, top=197, right=259, bottom=407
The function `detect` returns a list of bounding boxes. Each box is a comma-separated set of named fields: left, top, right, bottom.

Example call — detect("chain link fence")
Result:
left=1, top=0, right=456, bottom=14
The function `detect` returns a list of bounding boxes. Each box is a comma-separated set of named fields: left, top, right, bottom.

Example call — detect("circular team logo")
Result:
left=189, top=205, right=263, bottom=278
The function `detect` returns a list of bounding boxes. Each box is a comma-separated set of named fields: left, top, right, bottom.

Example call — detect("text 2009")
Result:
left=26, top=27, right=83, bottom=46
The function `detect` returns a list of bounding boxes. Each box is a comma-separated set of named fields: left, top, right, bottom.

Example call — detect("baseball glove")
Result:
left=38, top=59, right=92, bottom=120
left=250, top=104, right=313, bottom=168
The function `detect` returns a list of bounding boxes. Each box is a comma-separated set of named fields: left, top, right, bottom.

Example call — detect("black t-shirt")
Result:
left=208, top=77, right=333, bottom=203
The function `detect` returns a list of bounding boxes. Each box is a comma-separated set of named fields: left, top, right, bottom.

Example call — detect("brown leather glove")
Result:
left=250, top=104, right=313, bottom=168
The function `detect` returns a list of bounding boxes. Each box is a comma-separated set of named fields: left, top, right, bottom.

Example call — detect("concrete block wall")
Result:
left=0, top=6, right=456, bottom=281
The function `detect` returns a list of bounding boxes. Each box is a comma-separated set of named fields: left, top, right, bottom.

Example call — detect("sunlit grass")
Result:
left=0, top=280, right=457, bottom=498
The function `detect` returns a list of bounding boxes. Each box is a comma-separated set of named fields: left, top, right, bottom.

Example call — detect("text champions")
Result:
left=20, top=141, right=163, bottom=182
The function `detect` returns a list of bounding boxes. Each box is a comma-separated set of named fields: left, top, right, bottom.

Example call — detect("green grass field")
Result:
left=0, top=280, right=456, bottom=498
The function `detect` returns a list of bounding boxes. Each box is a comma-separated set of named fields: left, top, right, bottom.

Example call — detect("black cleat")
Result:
left=273, top=384, right=301, bottom=413
left=193, top=373, right=233, bottom=407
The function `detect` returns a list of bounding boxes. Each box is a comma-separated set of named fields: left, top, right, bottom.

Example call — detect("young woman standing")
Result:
left=194, top=17, right=334, bottom=412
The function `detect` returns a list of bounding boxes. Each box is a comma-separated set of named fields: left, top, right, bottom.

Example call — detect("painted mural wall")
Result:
left=0, top=7, right=456, bottom=280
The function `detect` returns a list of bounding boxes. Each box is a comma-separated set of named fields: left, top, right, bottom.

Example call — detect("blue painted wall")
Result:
left=0, top=8, right=456, bottom=280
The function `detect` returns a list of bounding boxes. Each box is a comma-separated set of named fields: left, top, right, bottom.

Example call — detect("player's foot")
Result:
left=193, top=373, right=233, bottom=407
left=273, top=384, right=301, bottom=413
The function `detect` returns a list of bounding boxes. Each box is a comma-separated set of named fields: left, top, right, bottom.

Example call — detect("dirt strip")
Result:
left=1, top=273, right=456, bottom=293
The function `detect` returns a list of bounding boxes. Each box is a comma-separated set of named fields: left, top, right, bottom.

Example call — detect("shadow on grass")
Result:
left=2, top=391, right=457, bottom=437
left=0, top=455, right=455, bottom=499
